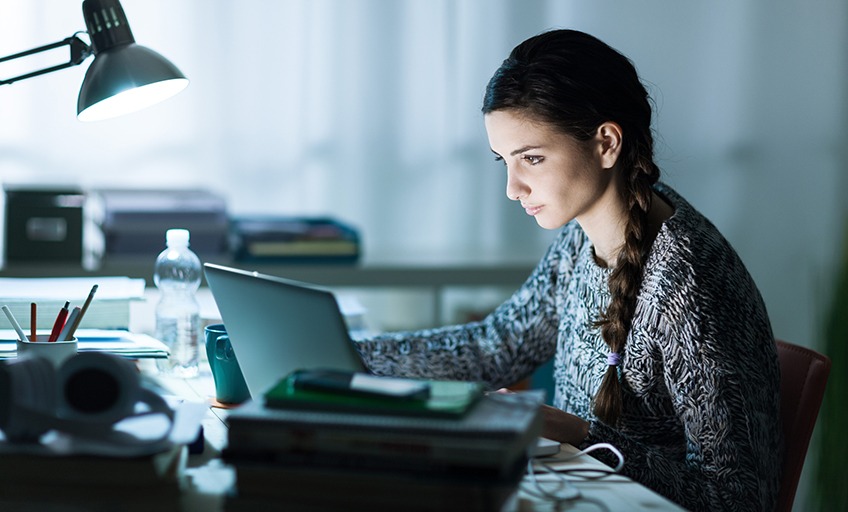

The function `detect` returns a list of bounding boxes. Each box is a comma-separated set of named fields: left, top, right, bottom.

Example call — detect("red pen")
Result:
left=30, top=302, right=37, bottom=341
left=48, top=301, right=70, bottom=342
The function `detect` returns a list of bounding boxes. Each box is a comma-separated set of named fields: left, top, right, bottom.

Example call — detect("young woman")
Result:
left=355, top=29, right=781, bottom=512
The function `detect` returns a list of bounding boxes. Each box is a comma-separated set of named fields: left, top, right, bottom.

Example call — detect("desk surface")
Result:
left=155, top=372, right=685, bottom=512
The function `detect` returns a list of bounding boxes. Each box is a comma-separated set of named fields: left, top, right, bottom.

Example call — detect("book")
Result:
left=225, top=391, right=543, bottom=474
left=225, top=456, right=524, bottom=512
left=224, top=445, right=518, bottom=478
left=0, top=482, right=182, bottom=512
left=0, top=443, right=186, bottom=511
left=0, top=442, right=186, bottom=486
left=263, top=371, right=484, bottom=418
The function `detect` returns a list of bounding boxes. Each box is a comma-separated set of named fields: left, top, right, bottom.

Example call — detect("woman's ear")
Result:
left=596, top=122, right=623, bottom=170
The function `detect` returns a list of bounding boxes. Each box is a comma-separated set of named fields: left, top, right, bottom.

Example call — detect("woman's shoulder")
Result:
left=639, top=185, right=777, bottom=396
left=651, top=183, right=747, bottom=274
left=641, top=183, right=770, bottom=331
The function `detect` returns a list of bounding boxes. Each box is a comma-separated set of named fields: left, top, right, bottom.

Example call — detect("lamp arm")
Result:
left=0, top=35, right=92, bottom=86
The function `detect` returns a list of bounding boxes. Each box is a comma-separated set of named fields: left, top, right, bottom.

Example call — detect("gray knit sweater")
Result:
left=355, top=183, right=781, bottom=512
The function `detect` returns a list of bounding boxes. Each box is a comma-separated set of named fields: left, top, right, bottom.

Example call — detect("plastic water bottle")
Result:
left=154, top=228, right=201, bottom=377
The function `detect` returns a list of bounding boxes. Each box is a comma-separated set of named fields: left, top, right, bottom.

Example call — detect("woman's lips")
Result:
left=523, top=204, right=543, bottom=216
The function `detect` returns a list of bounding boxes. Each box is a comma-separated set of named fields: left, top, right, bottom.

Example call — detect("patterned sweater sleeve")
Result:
left=582, top=246, right=781, bottom=512
left=354, top=229, right=579, bottom=389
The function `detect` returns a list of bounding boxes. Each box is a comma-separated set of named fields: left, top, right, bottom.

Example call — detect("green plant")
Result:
left=814, top=238, right=848, bottom=511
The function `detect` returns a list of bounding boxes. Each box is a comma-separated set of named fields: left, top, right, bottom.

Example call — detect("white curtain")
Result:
left=0, top=0, right=559, bottom=263
left=2, top=0, right=847, bottom=347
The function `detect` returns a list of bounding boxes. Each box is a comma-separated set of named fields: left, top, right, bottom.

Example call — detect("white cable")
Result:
left=522, top=442, right=625, bottom=505
left=522, top=458, right=582, bottom=502
left=563, top=442, right=625, bottom=476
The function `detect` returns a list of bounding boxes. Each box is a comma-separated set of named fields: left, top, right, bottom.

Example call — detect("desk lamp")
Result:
left=0, top=0, right=188, bottom=121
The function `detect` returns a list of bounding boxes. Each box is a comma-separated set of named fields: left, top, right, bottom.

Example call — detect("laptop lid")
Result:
left=203, top=263, right=365, bottom=398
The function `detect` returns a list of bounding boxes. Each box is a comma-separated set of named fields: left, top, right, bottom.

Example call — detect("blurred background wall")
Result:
left=1, top=1, right=846, bottom=507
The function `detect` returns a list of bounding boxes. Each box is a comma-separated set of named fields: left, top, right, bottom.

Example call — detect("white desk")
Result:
left=518, top=444, right=685, bottom=511
left=155, top=373, right=685, bottom=512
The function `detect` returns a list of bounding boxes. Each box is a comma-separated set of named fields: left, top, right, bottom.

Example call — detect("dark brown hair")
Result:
left=482, top=29, right=660, bottom=425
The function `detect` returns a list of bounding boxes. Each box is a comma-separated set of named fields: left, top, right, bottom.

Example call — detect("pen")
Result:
left=64, top=284, right=98, bottom=341
left=30, top=302, right=37, bottom=341
left=48, top=301, right=70, bottom=342
left=2, top=305, right=29, bottom=342
left=56, top=306, right=81, bottom=342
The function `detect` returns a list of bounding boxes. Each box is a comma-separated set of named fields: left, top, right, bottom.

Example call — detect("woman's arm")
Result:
left=355, top=267, right=558, bottom=388
left=355, top=226, right=584, bottom=388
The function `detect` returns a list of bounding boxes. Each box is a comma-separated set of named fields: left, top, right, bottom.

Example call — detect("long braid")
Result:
left=594, top=143, right=660, bottom=425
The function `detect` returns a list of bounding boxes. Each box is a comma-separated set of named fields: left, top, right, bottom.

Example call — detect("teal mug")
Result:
left=204, top=324, right=250, bottom=404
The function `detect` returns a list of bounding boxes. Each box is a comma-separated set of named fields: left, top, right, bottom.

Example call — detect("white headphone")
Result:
left=0, top=352, right=173, bottom=446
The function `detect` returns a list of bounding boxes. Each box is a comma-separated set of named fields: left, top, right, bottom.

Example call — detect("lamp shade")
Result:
left=76, top=0, right=188, bottom=121
left=76, top=43, right=188, bottom=122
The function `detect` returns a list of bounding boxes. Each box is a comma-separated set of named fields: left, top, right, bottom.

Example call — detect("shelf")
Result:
left=0, top=257, right=536, bottom=290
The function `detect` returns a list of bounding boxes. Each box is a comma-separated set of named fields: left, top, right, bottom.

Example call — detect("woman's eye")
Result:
left=523, top=155, right=543, bottom=165
left=494, top=155, right=506, bottom=166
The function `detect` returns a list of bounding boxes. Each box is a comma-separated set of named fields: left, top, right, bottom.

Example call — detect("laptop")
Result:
left=203, top=263, right=366, bottom=398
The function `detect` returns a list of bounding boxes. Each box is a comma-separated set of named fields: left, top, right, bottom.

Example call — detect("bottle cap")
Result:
left=165, top=228, right=190, bottom=247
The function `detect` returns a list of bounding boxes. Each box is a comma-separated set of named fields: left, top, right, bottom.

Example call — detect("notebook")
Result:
left=203, top=263, right=365, bottom=398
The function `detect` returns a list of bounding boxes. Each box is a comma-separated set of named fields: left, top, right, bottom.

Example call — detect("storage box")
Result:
left=91, top=188, right=229, bottom=258
left=4, top=186, right=85, bottom=263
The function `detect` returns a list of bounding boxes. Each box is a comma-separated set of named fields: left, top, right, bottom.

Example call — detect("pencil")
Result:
left=64, top=284, right=98, bottom=341
left=2, top=305, right=29, bottom=342
left=30, top=302, right=37, bottom=341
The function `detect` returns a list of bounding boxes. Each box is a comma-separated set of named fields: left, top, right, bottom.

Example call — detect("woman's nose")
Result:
left=506, top=170, right=527, bottom=201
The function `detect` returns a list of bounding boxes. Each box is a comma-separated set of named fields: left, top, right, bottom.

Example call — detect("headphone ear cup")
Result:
left=53, top=353, right=175, bottom=446
left=1, top=353, right=174, bottom=447
left=56, top=352, right=140, bottom=426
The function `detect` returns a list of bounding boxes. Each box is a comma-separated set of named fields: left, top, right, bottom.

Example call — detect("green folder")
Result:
left=263, top=372, right=485, bottom=418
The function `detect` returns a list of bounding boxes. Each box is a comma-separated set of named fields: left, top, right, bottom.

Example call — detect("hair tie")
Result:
left=607, top=352, right=621, bottom=366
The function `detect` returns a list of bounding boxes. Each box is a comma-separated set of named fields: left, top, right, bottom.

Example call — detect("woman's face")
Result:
left=484, top=109, right=614, bottom=231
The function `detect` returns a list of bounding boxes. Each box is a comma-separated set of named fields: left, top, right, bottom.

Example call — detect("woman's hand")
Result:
left=539, top=404, right=589, bottom=445
left=494, top=388, right=589, bottom=445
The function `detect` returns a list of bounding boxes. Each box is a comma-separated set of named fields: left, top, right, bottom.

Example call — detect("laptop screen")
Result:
left=203, top=263, right=365, bottom=398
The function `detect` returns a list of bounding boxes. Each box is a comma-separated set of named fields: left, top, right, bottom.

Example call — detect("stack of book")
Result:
left=230, top=216, right=360, bottom=264
left=223, top=373, right=543, bottom=512
left=0, top=443, right=186, bottom=511
left=0, top=276, right=146, bottom=331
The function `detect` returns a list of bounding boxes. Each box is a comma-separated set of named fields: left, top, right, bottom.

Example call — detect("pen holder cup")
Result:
left=204, top=324, right=250, bottom=405
left=16, top=333, right=78, bottom=368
